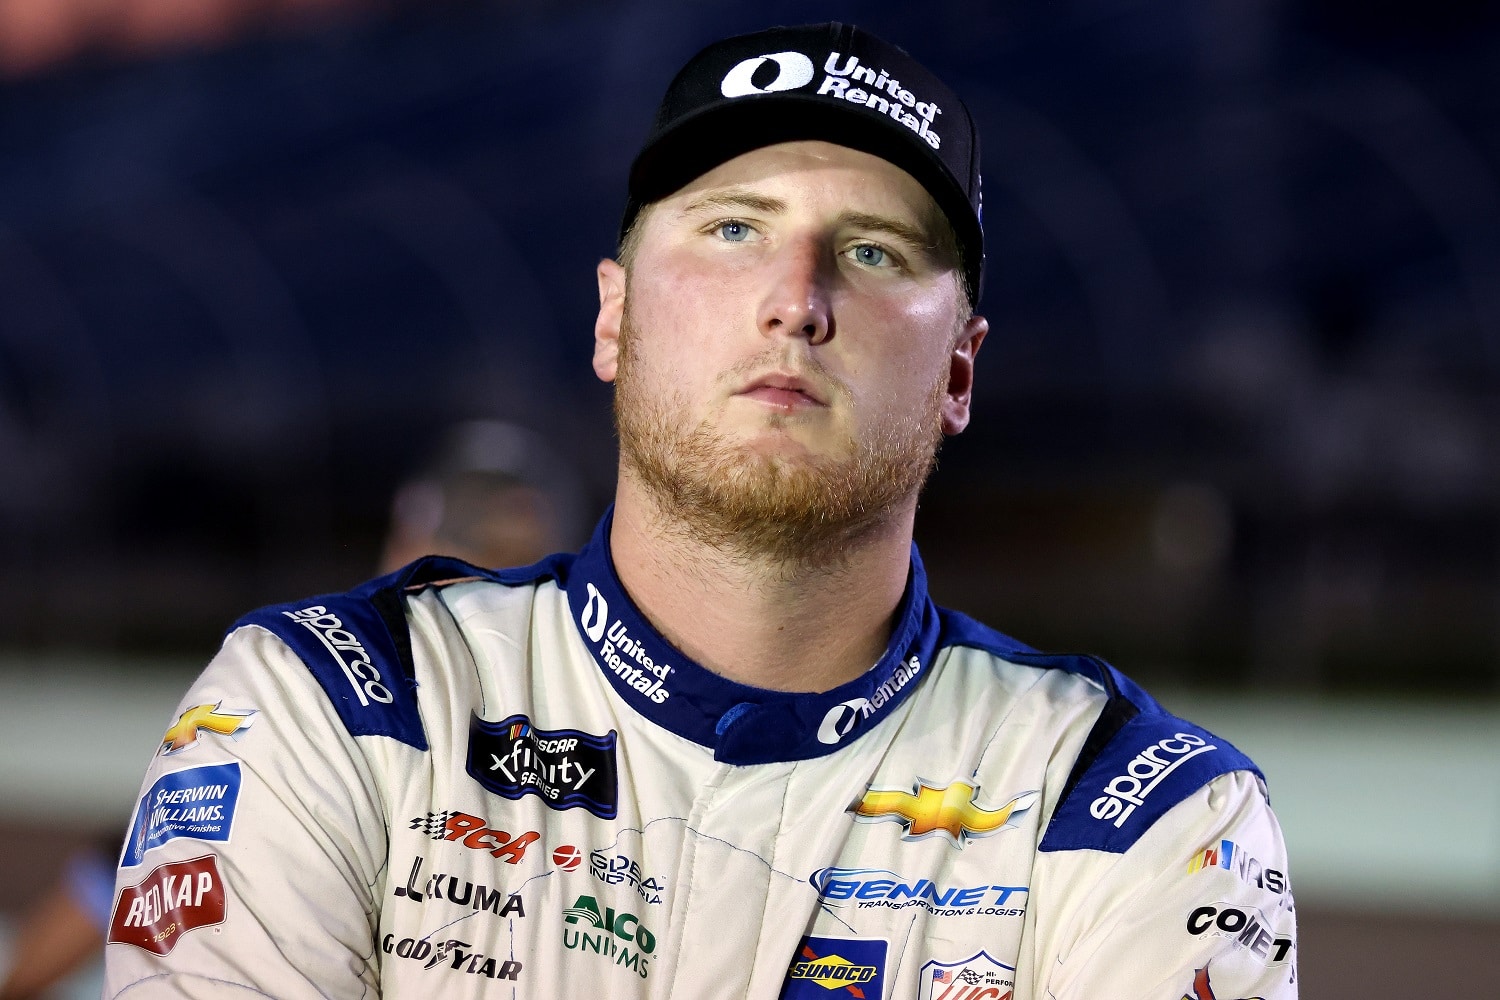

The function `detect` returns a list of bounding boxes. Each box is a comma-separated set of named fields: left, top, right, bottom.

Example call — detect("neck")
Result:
left=607, top=473, right=916, bottom=692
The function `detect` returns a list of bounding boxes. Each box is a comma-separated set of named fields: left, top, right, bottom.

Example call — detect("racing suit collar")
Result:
left=564, top=506, right=941, bottom=765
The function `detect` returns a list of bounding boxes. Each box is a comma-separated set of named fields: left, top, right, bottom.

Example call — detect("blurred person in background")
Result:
left=102, top=22, right=1296, bottom=1000
left=0, top=420, right=582, bottom=1000
left=378, top=420, right=587, bottom=575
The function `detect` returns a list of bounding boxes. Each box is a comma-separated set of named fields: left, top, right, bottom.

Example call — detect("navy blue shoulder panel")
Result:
left=230, top=552, right=573, bottom=751
left=937, top=607, right=1261, bottom=854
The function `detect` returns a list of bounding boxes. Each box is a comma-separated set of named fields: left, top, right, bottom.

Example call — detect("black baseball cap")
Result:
left=621, top=22, right=984, bottom=306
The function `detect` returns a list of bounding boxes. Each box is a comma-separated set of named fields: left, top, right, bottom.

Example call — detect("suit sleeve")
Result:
left=1023, top=770, right=1298, bottom=999
left=102, top=624, right=392, bottom=999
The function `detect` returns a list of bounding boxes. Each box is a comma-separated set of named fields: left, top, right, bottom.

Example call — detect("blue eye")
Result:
left=718, top=221, right=751, bottom=242
left=852, top=244, right=887, bottom=266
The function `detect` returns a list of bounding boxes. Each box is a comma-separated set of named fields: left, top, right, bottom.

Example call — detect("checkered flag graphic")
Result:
left=409, top=811, right=454, bottom=839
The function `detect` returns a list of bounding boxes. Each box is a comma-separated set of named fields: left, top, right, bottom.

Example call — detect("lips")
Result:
left=736, top=371, right=828, bottom=409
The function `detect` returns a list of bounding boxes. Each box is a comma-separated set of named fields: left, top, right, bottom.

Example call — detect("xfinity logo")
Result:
left=581, top=584, right=608, bottom=643
left=720, top=51, right=816, bottom=98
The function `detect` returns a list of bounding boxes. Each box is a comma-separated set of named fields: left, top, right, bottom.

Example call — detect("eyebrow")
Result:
left=677, top=190, right=786, bottom=217
left=677, top=190, right=938, bottom=252
left=838, top=211, right=935, bottom=253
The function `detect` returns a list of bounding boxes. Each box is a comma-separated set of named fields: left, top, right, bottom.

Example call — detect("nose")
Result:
left=756, top=236, right=833, bottom=346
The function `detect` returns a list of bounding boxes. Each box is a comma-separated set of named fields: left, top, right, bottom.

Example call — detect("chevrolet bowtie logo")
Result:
left=850, top=780, right=1038, bottom=847
left=160, top=702, right=257, bottom=756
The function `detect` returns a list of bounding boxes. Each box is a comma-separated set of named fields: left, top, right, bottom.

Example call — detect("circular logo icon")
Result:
left=580, top=583, right=609, bottom=642
left=816, top=697, right=873, bottom=745
left=720, top=51, right=816, bottom=99
left=552, top=845, right=582, bottom=871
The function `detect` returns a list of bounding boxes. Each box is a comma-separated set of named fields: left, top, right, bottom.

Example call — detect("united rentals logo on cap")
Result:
left=720, top=49, right=947, bottom=150
left=622, top=22, right=984, bottom=305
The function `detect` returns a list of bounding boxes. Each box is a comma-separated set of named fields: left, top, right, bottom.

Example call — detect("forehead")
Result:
left=656, top=140, right=944, bottom=227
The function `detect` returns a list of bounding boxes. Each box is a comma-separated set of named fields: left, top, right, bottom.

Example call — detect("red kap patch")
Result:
left=108, top=854, right=226, bottom=955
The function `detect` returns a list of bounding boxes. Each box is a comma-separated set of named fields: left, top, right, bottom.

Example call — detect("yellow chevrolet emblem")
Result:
left=160, top=702, right=257, bottom=756
left=851, top=779, right=1038, bottom=847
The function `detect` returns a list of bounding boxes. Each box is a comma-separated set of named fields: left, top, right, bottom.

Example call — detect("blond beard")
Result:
left=612, top=309, right=948, bottom=566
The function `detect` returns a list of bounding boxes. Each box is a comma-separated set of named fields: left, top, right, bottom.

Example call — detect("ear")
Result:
left=940, top=313, right=988, bottom=435
left=594, top=258, right=627, bottom=383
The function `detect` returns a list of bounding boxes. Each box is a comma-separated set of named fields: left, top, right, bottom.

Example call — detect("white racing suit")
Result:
left=104, top=510, right=1297, bottom=999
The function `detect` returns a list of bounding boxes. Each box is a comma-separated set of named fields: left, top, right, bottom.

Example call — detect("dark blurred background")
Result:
left=0, top=0, right=1497, bottom=994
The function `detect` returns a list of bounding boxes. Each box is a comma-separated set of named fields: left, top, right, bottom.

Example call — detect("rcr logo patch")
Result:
left=720, top=51, right=816, bottom=98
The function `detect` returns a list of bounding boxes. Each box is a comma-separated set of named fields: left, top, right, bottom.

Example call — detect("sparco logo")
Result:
left=283, top=605, right=392, bottom=706
left=816, top=655, right=922, bottom=745
left=1090, top=732, right=1217, bottom=828
left=720, top=51, right=816, bottom=97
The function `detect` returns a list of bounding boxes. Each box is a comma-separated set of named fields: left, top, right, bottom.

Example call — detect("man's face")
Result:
left=594, top=140, right=986, bottom=559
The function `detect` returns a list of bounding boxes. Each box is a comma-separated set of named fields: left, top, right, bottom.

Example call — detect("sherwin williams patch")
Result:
left=122, top=762, right=241, bottom=867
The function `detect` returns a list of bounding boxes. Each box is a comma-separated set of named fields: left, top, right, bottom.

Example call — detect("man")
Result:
left=103, top=23, right=1297, bottom=999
